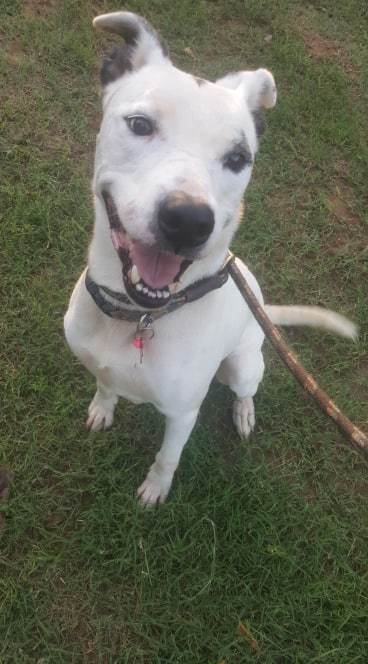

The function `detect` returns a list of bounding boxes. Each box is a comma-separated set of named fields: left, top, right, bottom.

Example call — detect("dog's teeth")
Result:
left=111, top=229, right=125, bottom=251
left=143, top=287, right=149, bottom=294
left=131, top=265, right=140, bottom=285
left=149, top=290, right=157, bottom=298
left=111, top=230, right=121, bottom=251
left=163, top=289, right=170, bottom=298
left=136, top=283, right=143, bottom=291
left=156, top=290, right=163, bottom=298
left=168, top=282, right=179, bottom=294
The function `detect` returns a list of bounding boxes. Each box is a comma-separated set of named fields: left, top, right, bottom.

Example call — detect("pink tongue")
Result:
left=130, top=243, right=183, bottom=289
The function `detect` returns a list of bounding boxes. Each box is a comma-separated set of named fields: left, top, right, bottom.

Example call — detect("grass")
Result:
left=1, top=0, right=368, bottom=662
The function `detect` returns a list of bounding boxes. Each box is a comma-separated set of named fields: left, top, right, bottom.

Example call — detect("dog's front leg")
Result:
left=86, top=379, right=118, bottom=432
left=137, top=409, right=199, bottom=507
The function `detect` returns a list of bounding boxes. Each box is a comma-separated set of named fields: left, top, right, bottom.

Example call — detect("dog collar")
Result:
left=85, top=257, right=232, bottom=323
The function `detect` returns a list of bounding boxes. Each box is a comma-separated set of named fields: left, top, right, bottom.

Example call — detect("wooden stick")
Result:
left=227, top=253, right=368, bottom=458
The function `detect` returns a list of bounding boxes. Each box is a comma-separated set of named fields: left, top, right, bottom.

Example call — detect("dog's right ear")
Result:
left=93, top=11, right=170, bottom=86
left=217, top=69, right=277, bottom=138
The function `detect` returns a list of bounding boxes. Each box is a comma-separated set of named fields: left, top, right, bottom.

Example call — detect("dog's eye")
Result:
left=126, top=115, right=154, bottom=137
left=223, top=151, right=252, bottom=173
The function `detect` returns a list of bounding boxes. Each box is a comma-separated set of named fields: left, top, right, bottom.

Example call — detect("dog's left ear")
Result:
left=93, top=11, right=170, bottom=85
left=216, top=69, right=277, bottom=137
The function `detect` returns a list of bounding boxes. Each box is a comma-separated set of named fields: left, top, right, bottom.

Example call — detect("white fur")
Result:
left=217, top=68, right=277, bottom=109
left=64, top=13, right=356, bottom=506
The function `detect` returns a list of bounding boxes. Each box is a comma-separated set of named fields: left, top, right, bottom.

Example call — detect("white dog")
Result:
left=64, top=12, right=356, bottom=506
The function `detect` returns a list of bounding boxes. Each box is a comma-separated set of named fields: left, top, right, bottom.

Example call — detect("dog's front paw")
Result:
left=86, top=392, right=115, bottom=431
left=137, top=466, right=172, bottom=507
left=233, top=396, right=255, bottom=439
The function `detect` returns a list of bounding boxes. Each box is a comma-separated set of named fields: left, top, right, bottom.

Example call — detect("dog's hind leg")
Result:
left=217, top=324, right=265, bottom=439
left=137, top=409, right=199, bottom=507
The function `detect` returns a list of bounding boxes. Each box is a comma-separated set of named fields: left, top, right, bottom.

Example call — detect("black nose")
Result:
left=158, top=193, right=215, bottom=251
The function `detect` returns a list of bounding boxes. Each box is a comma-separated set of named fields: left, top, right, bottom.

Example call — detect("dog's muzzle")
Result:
left=101, top=191, right=193, bottom=308
left=158, top=192, right=214, bottom=253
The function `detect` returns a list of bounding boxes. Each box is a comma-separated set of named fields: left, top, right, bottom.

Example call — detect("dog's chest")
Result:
left=90, top=312, right=226, bottom=410
left=65, top=272, right=257, bottom=413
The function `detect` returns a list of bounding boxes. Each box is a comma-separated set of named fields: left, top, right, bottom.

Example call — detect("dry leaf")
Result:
left=184, top=46, right=195, bottom=58
left=237, top=621, right=259, bottom=651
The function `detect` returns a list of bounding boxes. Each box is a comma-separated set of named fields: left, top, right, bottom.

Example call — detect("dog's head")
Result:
left=93, top=12, right=277, bottom=308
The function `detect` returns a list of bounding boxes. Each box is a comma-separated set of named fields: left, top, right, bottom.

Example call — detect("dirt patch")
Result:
left=295, top=11, right=360, bottom=84
left=23, top=0, right=57, bottom=18
left=302, top=30, right=361, bottom=91
left=267, top=187, right=312, bottom=222
left=2, top=37, right=27, bottom=66
left=303, top=32, right=343, bottom=61
left=325, top=183, right=366, bottom=255
left=327, top=191, right=359, bottom=226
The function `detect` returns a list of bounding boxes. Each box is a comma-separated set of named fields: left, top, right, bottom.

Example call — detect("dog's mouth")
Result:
left=103, top=192, right=192, bottom=309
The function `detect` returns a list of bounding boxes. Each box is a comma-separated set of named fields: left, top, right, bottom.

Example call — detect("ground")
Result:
left=0, top=1, right=367, bottom=662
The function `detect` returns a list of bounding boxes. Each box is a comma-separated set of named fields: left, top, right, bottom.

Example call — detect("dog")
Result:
left=64, top=12, right=356, bottom=506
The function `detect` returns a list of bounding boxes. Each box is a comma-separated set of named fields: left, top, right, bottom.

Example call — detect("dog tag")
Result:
left=133, top=314, right=154, bottom=364
left=133, top=335, right=145, bottom=363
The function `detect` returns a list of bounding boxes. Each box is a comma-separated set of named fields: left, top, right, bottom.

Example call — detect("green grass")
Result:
left=1, top=0, right=368, bottom=662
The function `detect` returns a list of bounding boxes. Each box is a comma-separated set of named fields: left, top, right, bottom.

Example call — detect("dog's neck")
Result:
left=88, top=196, right=231, bottom=294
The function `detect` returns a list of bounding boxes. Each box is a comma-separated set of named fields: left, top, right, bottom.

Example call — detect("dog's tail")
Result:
left=264, top=305, right=358, bottom=339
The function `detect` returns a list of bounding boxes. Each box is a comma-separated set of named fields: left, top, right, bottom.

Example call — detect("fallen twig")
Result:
left=228, top=253, right=368, bottom=458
